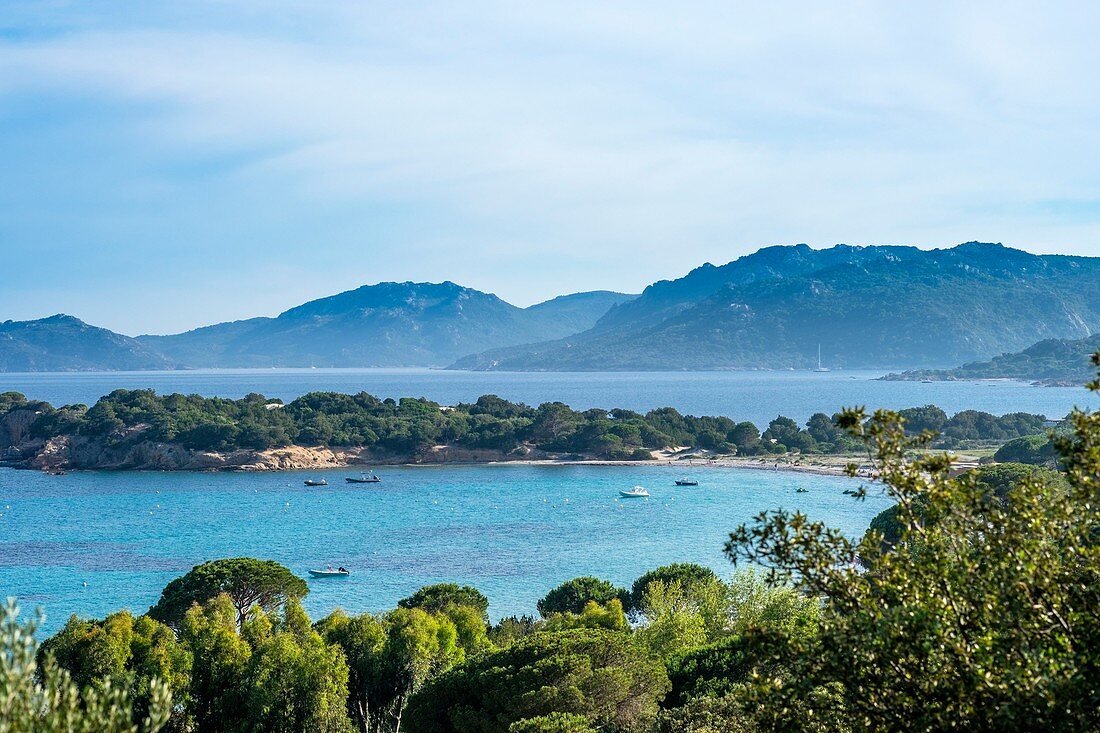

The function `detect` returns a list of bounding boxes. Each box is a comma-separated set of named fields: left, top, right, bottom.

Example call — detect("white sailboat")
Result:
left=813, top=344, right=830, bottom=372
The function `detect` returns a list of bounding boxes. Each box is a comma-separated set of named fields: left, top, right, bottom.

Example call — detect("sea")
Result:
left=0, top=369, right=1095, bottom=634
left=2, top=367, right=1094, bottom=427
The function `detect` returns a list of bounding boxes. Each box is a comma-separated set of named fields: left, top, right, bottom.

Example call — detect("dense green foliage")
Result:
left=886, top=332, right=1100, bottom=384
left=0, top=389, right=1049, bottom=464
left=402, top=628, right=669, bottom=733
left=148, top=558, right=309, bottom=628
left=24, top=563, right=811, bottom=733
left=36, top=610, right=190, bottom=726
left=1, top=599, right=172, bottom=732
left=627, top=564, right=720, bottom=613
left=397, top=583, right=490, bottom=621
left=994, top=433, right=1059, bottom=465
left=865, top=462, right=1070, bottom=552
left=722, top=357, right=1100, bottom=731
left=537, top=577, right=628, bottom=617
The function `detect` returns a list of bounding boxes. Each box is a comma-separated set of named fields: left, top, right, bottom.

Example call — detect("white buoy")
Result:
left=82, top=581, right=87, bottom=588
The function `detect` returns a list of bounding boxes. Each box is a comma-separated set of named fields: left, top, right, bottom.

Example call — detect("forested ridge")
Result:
left=0, top=389, right=1052, bottom=468
left=883, top=332, right=1100, bottom=385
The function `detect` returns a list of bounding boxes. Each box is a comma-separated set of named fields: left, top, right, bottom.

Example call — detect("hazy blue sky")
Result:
left=2, top=1, right=1099, bottom=334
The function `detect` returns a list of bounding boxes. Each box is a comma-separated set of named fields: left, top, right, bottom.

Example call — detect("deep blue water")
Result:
left=1, top=368, right=1094, bottom=427
left=0, top=464, right=889, bottom=635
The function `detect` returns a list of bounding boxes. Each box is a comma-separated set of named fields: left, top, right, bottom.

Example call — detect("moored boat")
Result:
left=674, top=478, right=698, bottom=486
left=304, top=478, right=328, bottom=487
left=345, top=472, right=381, bottom=484
left=620, top=486, right=650, bottom=498
left=309, top=566, right=350, bottom=577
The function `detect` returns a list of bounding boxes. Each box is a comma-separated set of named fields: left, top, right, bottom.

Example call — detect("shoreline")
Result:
left=5, top=451, right=864, bottom=478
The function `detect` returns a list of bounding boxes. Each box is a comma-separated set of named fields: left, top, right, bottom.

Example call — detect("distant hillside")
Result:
left=140, top=284, right=634, bottom=368
left=0, top=315, right=173, bottom=372
left=882, top=333, right=1100, bottom=385
left=449, top=243, right=1100, bottom=371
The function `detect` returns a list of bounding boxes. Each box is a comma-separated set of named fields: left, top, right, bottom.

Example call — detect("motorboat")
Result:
left=345, top=472, right=381, bottom=484
left=309, top=567, right=350, bottom=578
left=620, top=486, right=650, bottom=498
left=674, top=478, right=698, bottom=486
left=303, top=479, right=328, bottom=487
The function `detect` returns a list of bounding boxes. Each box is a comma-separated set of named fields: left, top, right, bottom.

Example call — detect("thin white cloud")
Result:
left=0, top=1, right=1099, bottom=332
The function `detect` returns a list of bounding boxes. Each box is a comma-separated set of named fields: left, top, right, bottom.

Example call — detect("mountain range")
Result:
left=450, top=242, right=1100, bottom=371
left=0, top=285, right=634, bottom=371
left=3, top=242, right=1098, bottom=373
left=0, top=315, right=172, bottom=372
left=138, top=283, right=634, bottom=368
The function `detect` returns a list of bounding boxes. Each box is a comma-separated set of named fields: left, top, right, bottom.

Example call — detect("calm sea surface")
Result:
left=1, top=368, right=1094, bottom=427
left=0, top=464, right=888, bottom=635
left=0, top=369, right=1094, bottom=634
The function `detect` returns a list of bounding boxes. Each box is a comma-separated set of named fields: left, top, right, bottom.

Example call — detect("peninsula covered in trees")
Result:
left=0, top=388, right=1052, bottom=471
left=882, top=332, right=1100, bottom=386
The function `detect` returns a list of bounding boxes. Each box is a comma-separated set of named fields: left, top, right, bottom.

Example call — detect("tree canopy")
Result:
left=628, top=563, right=721, bottom=613
left=397, top=583, right=490, bottom=620
left=148, top=558, right=308, bottom=628
left=1, top=388, right=1052, bottom=468
left=536, top=577, right=628, bottom=617
left=723, top=356, right=1100, bottom=731
left=403, top=628, right=670, bottom=733
left=1, top=599, right=172, bottom=733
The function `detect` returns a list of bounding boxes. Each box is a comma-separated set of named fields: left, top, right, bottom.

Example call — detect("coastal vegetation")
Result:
left=882, top=332, right=1100, bottom=385
left=0, top=388, right=1053, bottom=471
left=8, top=357, right=1100, bottom=731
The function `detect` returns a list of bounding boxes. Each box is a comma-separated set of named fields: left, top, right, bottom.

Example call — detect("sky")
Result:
left=1, top=1, right=1100, bottom=335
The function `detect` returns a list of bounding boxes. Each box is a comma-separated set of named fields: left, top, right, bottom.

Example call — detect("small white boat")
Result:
left=304, top=479, right=328, bottom=487
left=620, top=486, right=650, bottom=498
left=309, top=567, right=350, bottom=577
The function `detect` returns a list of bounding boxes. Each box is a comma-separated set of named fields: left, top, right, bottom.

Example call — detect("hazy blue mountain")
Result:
left=882, top=333, right=1100, bottom=385
left=0, top=315, right=173, bottom=372
left=449, top=243, right=1100, bottom=371
left=141, top=283, right=635, bottom=368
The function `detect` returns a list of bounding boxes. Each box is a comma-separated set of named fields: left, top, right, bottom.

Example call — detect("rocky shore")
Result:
left=0, top=430, right=868, bottom=478
left=0, top=433, right=560, bottom=472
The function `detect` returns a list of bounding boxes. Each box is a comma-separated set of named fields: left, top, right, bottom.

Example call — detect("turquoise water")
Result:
left=0, top=464, right=889, bottom=634
left=1, top=368, right=1094, bottom=428
left=1, top=368, right=1091, bottom=634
